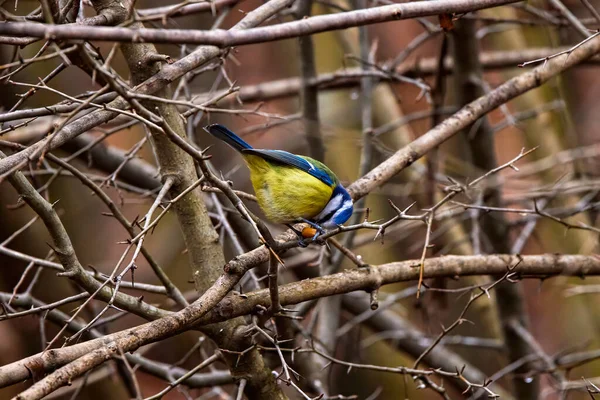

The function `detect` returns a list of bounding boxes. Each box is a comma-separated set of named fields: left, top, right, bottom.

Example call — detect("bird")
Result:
left=205, top=124, right=353, bottom=245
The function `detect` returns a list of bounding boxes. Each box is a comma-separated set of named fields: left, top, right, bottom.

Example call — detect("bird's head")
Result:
left=316, top=184, right=354, bottom=229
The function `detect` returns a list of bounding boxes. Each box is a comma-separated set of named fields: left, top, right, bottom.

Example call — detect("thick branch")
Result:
left=201, top=254, right=600, bottom=324
left=0, top=0, right=520, bottom=45
left=2, top=254, right=599, bottom=391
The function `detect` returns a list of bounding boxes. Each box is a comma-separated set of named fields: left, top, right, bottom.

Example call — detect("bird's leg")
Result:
left=286, top=224, right=309, bottom=248
left=298, top=218, right=327, bottom=246
left=298, top=218, right=325, bottom=232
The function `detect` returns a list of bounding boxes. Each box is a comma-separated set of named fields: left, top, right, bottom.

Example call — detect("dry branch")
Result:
left=0, top=0, right=520, bottom=45
left=7, top=31, right=592, bottom=391
left=348, top=33, right=600, bottom=200
left=2, top=254, right=599, bottom=391
left=2, top=0, right=600, bottom=398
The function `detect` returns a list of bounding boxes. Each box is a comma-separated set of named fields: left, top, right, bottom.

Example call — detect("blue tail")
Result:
left=205, top=124, right=252, bottom=152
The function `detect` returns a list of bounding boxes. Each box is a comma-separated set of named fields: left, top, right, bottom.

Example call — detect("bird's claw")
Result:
left=288, top=221, right=328, bottom=248
left=288, top=224, right=310, bottom=247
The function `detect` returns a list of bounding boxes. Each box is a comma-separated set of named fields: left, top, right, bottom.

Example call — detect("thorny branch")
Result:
left=1, top=0, right=600, bottom=399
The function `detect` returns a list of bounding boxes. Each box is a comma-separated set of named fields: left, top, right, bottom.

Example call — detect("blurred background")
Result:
left=1, top=0, right=600, bottom=398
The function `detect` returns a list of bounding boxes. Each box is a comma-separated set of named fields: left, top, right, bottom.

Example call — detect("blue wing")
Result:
left=242, top=149, right=334, bottom=186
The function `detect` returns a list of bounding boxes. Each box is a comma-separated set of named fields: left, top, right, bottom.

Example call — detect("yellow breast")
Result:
left=243, top=154, right=333, bottom=223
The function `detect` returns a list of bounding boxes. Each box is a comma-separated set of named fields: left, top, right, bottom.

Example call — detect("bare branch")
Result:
left=0, top=0, right=521, bottom=46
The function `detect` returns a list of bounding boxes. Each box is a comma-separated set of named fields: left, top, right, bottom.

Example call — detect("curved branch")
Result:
left=3, top=253, right=599, bottom=392
left=347, top=32, right=600, bottom=200
left=202, top=254, right=600, bottom=324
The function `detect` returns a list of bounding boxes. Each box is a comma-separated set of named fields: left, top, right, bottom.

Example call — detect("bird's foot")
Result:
left=305, top=227, right=327, bottom=247
left=288, top=220, right=327, bottom=248
left=308, top=228, right=329, bottom=247
left=286, top=224, right=310, bottom=247
left=299, top=218, right=325, bottom=233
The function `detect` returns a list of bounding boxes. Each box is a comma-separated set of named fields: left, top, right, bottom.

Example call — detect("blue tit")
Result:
left=205, top=124, right=353, bottom=243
